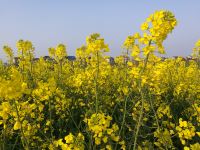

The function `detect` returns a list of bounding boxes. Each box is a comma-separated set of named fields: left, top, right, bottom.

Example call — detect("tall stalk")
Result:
left=133, top=41, right=151, bottom=150
left=13, top=100, right=29, bottom=150
left=95, top=52, right=100, bottom=113
left=119, top=49, right=129, bottom=137
left=48, top=98, right=53, bottom=144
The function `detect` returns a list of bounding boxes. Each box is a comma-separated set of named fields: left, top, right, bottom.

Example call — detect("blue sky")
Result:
left=0, top=0, right=200, bottom=60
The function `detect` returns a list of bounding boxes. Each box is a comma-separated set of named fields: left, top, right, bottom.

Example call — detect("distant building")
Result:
left=14, top=57, right=20, bottom=65
left=4, top=62, right=9, bottom=66
left=43, top=56, right=54, bottom=61
left=106, top=57, right=115, bottom=65
left=66, top=56, right=76, bottom=61
left=33, top=58, right=39, bottom=62
left=173, top=56, right=179, bottom=59
left=123, top=55, right=130, bottom=64
left=161, top=57, right=166, bottom=61
left=131, top=59, right=139, bottom=66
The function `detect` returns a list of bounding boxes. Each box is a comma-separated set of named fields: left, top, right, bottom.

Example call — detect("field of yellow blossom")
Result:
left=0, top=10, right=199, bottom=150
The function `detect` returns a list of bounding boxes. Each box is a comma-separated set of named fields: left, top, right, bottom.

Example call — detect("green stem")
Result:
left=49, top=98, right=53, bottom=143
left=149, top=94, right=168, bottom=150
left=133, top=86, right=145, bottom=150
left=95, top=52, right=99, bottom=113
left=133, top=41, right=151, bottom=150
left=118, top=49, right=129, bottom=139
left=13, top=100, right=29, bottom=150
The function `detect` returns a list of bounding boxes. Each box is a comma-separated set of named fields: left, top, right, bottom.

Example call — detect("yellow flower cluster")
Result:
left=154, top=129, right=174, bottom=149
left=0, top=10, right=199, bottom=149
left=193, top=39, right=200, bottom=59
left=16, top=40, right=35, bottom=59
left=86, top=33, right=109, bottom=55
left=84, top=113, right=125, bottom=149
left=76, top=45, right=87, bottom=59
left=176, top=118, right=196, bottom=145
left=132, top=101, right=150, bottom=122
left=3, top=45, right=14, bottom=64
left=51, top=133, right=85, bottom=150
left=49, top=44, right=67, bottom=61
left=184, top=143, right=200, bottom=150
left=17, top=39, right=34, bottom=52
left=142, top=10, right=177, bottom=42
left=0, top=68, right=29, bottom=100
left=123, top=10, right=177, bottom=61
left=157, top=104, right=172, bottom=119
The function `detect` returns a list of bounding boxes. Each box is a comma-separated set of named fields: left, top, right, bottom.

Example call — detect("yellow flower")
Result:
left=190, top=143, right=200, bottom=150
left=106, top=145, right=112, bottom=150
left=65, top=133, right=74, bottom=144
left=46, top=120, right=51, bottom=126
left=180, top=120, right=188, bottom=128
left=95, top=137, right=101, bottom=145
left=181, top=139, right=186, bottom=145
left=14, top=121, right=21, bottom=130
left=184, top=146, right=190, bottom=150
left=141, top=22, right=149, bottom=30
left=103, top=136, right=108, bottom=143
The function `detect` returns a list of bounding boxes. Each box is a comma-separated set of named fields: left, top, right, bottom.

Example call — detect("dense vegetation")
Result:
left=0, top=10, right=199, bottom=150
